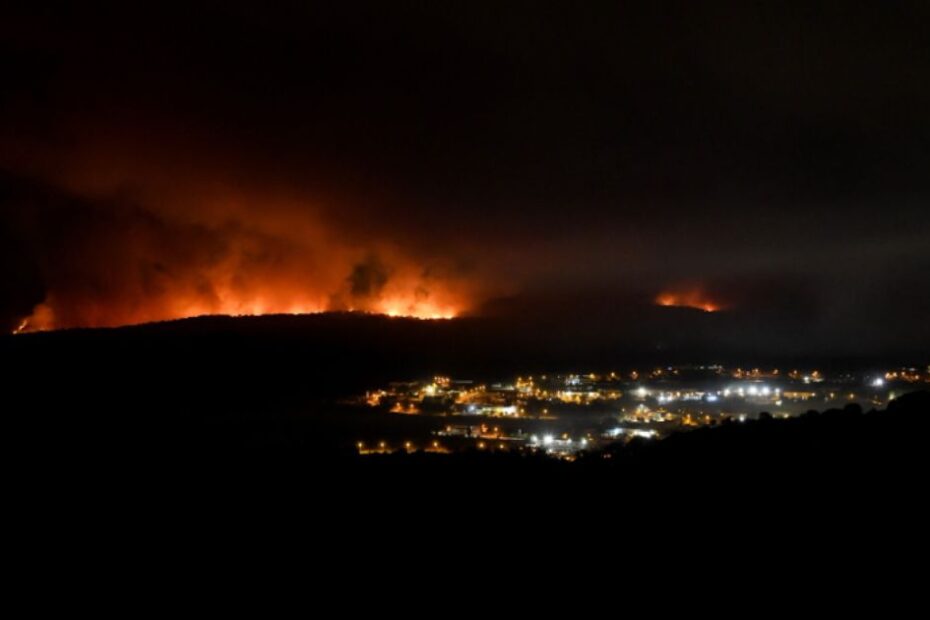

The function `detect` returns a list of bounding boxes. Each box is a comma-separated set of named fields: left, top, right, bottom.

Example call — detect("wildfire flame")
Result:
left=656, top=289, right=721, bottom=313
left=13, top=295, right=459, bottom=334
left=13, top=274, right=465, bottom=333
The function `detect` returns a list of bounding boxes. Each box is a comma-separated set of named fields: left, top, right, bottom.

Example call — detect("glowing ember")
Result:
left=656, top=290, right=721, bottom=313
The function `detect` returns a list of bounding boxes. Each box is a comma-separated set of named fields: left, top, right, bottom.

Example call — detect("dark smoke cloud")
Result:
left=348, top=255, right=390, bottom=299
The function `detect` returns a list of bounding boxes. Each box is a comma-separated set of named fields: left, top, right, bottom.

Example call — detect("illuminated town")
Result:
left=353, top=365, right=930, bottom=459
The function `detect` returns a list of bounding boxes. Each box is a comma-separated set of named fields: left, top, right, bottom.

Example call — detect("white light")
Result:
left=636, top=387, right=648, bottom=398
left=871, top=378, right=885, bottom=387
left=748, top=386, right=759, bottom=396
left=543, top=434, right=554, bottom=446
left=761, top=386, right=771, bottom=396
left=706, top=394, right=718, bottom=403
left=723, top=389, right=731, bottom=397
left=739, top=414, right=747, bottom=422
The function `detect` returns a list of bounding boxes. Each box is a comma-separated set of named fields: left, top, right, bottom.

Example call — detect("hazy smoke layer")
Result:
left=2, top=4, right=929, bottom=355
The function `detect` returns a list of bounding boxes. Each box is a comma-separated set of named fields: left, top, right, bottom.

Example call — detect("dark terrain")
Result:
left=4, top=313, right=927, bottom=500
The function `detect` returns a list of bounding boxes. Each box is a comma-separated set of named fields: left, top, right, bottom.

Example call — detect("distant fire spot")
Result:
left=656, top=290, right=721, bottom=313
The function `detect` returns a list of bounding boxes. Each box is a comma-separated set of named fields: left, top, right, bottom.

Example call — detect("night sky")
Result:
left=2, top=2, right=928, bottom=354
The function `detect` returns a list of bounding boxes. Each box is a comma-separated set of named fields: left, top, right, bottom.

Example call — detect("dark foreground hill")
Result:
left=3, top=313, right=928, bottom=508
left=3, top=309, right=923, bottom=409
left=4, top=308, right=722, bottom=409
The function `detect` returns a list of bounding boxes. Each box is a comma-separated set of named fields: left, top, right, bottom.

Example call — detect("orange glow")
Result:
left=16, top=291, right=462, bottom=333
left=15, top=258, right=469, bottom=333
left=376, top=297, right=457, bottom=320
left=655, top=289, right=721, bottom=313
left=3, top=140, right=484, bottom=333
